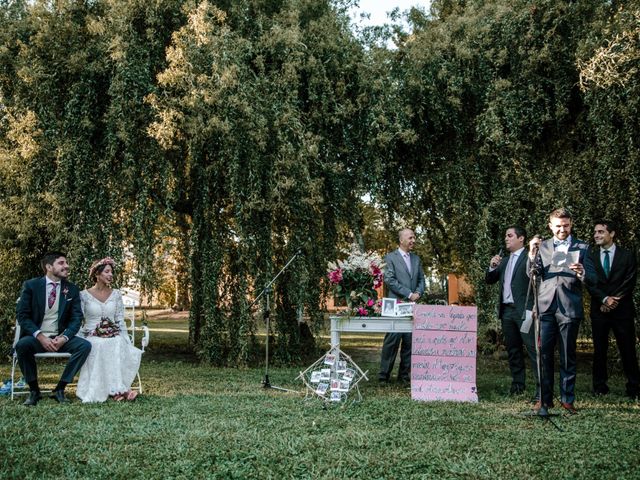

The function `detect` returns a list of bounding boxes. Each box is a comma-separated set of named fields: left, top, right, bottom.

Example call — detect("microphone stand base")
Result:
left=262, top=375, right=300, bottom=394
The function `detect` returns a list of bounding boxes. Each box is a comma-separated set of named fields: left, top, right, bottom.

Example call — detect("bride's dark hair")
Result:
left=89, top=257, right=116, bottom=283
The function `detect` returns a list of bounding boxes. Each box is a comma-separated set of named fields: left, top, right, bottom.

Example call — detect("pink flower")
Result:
left=367, top=298, right=375, bottom=307
left=357, top=307, right=368, bottom=316
left=327, top=268, right=343, bottom=284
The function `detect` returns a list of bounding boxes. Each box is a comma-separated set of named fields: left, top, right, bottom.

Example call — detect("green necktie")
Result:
left=603, top=250, right=610, bottom=277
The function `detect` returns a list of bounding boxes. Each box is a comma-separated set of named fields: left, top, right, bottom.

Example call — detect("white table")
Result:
left=330, top=316, right=413, bottom=351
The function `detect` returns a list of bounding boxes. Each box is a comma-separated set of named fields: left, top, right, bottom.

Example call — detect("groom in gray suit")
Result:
left=379, top=228, right=425, bottom=383
left=528, top=208, right=596, bottom=414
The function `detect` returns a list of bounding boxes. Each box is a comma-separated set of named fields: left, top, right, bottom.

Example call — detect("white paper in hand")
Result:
left=520, top=310, right=533, bottom=334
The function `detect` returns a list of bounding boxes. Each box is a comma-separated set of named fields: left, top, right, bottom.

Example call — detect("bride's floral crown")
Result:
left=89, top=257, right=116, bottom=279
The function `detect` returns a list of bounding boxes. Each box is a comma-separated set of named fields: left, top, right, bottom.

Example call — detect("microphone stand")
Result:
left=527, top=244, right=561, bottom=431
left=250, top=250, right=302, bottom=393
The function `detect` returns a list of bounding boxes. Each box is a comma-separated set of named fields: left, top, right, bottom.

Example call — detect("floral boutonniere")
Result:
left=62, top=286, right=71, bottom=300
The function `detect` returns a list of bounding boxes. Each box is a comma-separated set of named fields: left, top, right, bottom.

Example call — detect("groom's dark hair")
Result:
left=40, top=251, right=67, bottom=273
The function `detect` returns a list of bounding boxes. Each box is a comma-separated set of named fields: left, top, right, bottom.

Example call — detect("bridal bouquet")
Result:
left=92, top=317, right=120, bottom=338
left=327, top=244, right=384, bottom=316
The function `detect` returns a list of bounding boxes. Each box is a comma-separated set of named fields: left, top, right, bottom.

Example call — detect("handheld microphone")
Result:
left=530, top=235, right=543, bottom=262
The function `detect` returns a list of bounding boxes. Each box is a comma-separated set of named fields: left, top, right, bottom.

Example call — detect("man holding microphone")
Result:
left=528, top=208, right=595, bottom=415
left=486, top=226, right=537, bottom=397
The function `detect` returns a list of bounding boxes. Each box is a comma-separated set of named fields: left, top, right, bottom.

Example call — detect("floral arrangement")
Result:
left=92, top=317, right=120, bottom=338
left=327, top=244, right=384, bottom=316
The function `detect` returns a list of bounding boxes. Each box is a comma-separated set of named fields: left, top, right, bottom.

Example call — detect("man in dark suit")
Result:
left=528, top=208, right=596, bottom=415
left=15, top=252, right=91, bottom=406
left=585, top=220, right=639, bottom=399
left=379, top=228, right=425, bottom=383
left=485, top=226, right=538, bottom=396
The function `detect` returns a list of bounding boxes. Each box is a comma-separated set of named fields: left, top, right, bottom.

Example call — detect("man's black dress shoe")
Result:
left=50, top=390, right=69, bottom=404
left=23, top=391, right=42, bottom=406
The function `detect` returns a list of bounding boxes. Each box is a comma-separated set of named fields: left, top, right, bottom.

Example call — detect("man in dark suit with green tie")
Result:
left=379, top=228, right=425, bottom=383
left=585, top=220, right=639, bottom=399
left=486, top=226, right=537, bottom=396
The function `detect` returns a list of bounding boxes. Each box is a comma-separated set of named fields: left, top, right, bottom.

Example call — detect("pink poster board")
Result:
left=411, top=304, right=478, bottom=402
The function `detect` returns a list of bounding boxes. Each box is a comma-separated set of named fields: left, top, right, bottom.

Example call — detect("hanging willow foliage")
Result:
left=147, top=0, right=375, bottom=364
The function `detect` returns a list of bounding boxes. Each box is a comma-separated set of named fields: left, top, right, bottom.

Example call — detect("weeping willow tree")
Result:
left=147, top=0, right=379, bottom=364
left=0, top=0, right=378, bottom=363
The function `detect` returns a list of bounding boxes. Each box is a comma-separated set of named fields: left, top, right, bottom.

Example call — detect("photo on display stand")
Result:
left=316, top=383, right=329, bottom=395
left=395, top=302, right=415, bottom=317
left=381, top=297, right=397, bottom=316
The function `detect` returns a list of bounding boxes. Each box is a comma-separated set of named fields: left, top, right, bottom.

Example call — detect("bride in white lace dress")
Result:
left=76, top=258, right=142, bottom=403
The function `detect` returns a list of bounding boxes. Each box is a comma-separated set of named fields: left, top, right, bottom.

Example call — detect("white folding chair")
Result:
left=123, top=298, right=150, bottom=393
left=10, top=320, right=72, bottom=400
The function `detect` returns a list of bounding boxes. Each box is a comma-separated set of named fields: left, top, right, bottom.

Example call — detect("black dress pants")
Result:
left=591, top=313, right=640, bottom=396
left=16, top=335, right=91, bottom=386
left=379, top=332, right=412, bottom=381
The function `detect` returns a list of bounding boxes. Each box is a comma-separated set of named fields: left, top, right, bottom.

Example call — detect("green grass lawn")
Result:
left=1, top=314, right=639, bottom=479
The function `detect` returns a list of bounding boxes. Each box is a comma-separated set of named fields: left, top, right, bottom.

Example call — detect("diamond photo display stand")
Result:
left=297, top=348, right=368, bottom=405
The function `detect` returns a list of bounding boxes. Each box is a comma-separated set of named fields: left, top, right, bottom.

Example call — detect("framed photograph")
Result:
left=323, top=354, right=336, bottom=366
left=381, top=297, right=397, bottom=317
left=336, top=360, right=347, bottom=373
left=395, top=302, right=415, bottom=317
left=338, top=380, right=350, bottom=392
left=330, top=391, right=342, bottom=402
left=320, top=368, right=331, bottom=380
left=343, top=368, right=355, bottom=381
left=310, top=371, right=322, bottom=383
left=330, top=379, right=340, bottom=391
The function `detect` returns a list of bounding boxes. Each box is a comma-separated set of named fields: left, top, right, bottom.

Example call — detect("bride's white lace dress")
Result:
left=76, top=289, right=142, bottom=403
